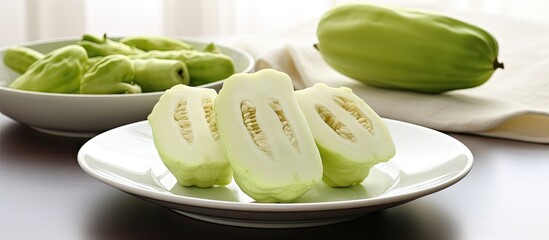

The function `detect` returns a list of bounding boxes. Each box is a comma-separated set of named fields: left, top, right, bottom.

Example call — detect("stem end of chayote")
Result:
left=494, top=59, right=504, bottom=70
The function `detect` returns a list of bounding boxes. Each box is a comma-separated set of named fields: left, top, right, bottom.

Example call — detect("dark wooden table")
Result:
left=1, top=113, right=548, bottom=240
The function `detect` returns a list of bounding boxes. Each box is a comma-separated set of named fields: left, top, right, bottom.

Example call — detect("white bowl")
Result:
left=0, top=37, right=254, bottom=137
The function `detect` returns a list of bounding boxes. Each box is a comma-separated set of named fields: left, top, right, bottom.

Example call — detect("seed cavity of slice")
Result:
left=333, top=96, right=375, bottom=136
left=174, top=98, right=193, bottom=144
left=240, top=99, right=299, bottom=156
left=202, top=97, right=219, bottom=140
left=315, top=104, right=356, bottom=142
left=268, top=98, right=298, bottom=152
left=241, top=100, right=271, bottom=156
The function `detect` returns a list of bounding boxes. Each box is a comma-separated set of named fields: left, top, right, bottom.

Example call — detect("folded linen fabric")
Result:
left=235, top=4, right=549, bottom=143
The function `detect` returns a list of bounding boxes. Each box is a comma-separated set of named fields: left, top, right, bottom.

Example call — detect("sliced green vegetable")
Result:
left=148, top=84, right=232, bottom=188
left=214, top=69, right=323, bottom=202
left=119, top=35, right=194, bottom=51
left=131, top=58, right=189, bottom=92
left=8, top=45, right=87, bottom=93
left=80, top=54, right=141, bottom=94
left=3, top=46, right=44, bottom=74
left=295, top=83, right=396, bottom=187
left=78, top=33, right=143, bottom=57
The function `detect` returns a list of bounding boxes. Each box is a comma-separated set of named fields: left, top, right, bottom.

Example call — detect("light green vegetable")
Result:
left=119, top=35, right=194, bottom=51
left=86, top=56, right=103, bottom=69
left=148, top=84, right=232, bottom=188
left=78, top=33, right=143, bottom=57
left=315, top=3, right=504, bottom=94
left=131, top=58, right=189, bottom=92
left=4, top=34, right=236, bottom=95
left=295, top=83, right=396, bottom=187
left=8, top=45, right=87, bottom=93
left=80, top=54, right=141, bottom=94
left=214, top=69, right=323, bottom=203
left=3, top=46, right=44, bottom=74
left=202, top=43, right=221, bottom=54
left=131, top=49, right=235, bottom=86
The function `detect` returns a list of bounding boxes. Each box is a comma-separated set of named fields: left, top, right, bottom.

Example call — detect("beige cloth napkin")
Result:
left=233, top=2, right=549, bottom=144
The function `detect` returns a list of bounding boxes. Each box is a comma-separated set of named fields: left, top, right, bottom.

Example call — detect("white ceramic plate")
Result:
left=0, top=37, right=254, bottom=137
left=77, top=119, right=473, bottom=228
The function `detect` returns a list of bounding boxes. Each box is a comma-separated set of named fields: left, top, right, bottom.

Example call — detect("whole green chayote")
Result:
left=131, top=49, right=235, bottom=86
left=3, top=46, right=44, bottom=74
left=78, top=33, right=143, bottom=57
left=315, top=3, right=504, bottom=94
left=80, top=54, right=141, bottom=94
left=8, top=44, right=88, bottom=93
left=119, top=35, right=194, bottom=51
left=131, top=58, right=190, bottom=92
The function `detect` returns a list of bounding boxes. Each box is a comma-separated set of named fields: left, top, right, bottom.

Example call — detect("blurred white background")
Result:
left=1, top=0, right=548, bottom=47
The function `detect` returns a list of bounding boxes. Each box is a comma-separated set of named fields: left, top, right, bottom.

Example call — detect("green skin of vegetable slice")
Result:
left=119, top=35, right=194, bottom=51
left=131, top=58, right=190, bottom=92
left=295, top=83, right=396, bottom=187
left=214, top=69, right=323, bottom=203
left=8, top=45, right=88, bottom=93
left=316, top=3, right=504, bottom=94
left=80, top=54, right=141, bottom=94
left=148, top=84, right=232, bottom=188
left=3, top=46, right=44, bottom=74
left=131, top=49, right=235, bottom=87
left=78, top=33, right=143, bottom=57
